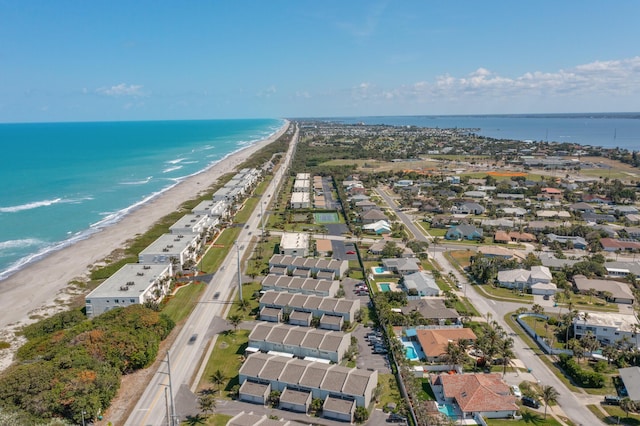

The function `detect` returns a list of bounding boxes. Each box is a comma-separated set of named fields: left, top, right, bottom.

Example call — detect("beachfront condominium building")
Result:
left=85, top=263, right=172, bottom=318
left=279, top=232, right=310, bottom=257
left=138, top=233, right=198, bottom=269
left=169, top=213, right=217, bottom=235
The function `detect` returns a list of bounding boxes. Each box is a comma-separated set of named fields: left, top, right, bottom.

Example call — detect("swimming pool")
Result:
left=373, top=266, right=388, bottom=274
left=405, top=346, right=418, bottom=360
left=379, top=283, right=392, bottom=292
left=437, top=403, right=457, bottom=418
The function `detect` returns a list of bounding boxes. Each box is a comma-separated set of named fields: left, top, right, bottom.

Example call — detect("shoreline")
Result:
left=0, top=120, right=289, bottom=369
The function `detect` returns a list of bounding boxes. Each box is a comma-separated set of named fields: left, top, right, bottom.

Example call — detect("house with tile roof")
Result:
left=445, top=224, right=483, bottom=241
left=415, top=328, right=477, bottom=362
left=431, top=373, right=518, bottom=419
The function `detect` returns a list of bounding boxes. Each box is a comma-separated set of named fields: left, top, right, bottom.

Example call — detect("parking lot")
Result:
left=331, top=239, right=358, bottom=262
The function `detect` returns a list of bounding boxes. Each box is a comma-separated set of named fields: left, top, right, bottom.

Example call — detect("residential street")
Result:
left=376, top=186, right=601, bottom=426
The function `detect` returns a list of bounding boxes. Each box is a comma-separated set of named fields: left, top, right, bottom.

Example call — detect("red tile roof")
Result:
left=415, top=328, right=477, bottom=358
left=433, top=373, right=518, bottom=413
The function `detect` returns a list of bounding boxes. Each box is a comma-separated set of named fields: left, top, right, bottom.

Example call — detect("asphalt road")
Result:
left=125, top=125, right=299, bottom=426
left=377, top=185, right=601, bottom=426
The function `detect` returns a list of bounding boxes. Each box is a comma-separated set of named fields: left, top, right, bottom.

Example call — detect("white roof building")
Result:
left=290, top=192, right=311, bottom=209
left=85, top=263, right=172, bottom=318
left=169, top=213, right=214, bottom=235
left=138, top=233, right=198, bottom=267
left=279, top=232, right=310, bottom=257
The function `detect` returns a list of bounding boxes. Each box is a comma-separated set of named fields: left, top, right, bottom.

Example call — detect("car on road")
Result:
left=188, top=334, right=198, bottom=344
left=244, top=225, right=249, bottom=229
left=511, top=385, right=522, bottom=398
left=213, top=292, right=220, bottom=300
left=521, top=396, right=540, bottom=409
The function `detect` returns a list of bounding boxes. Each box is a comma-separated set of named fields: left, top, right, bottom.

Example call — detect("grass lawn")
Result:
left=199, top=227, right=241, bottom=273
left=475, top=284, right=534, bottom=302
left=486, top=409, right=564, bottom=426
left=201, top=414, right=233, bottom=426
left=234, top=197, right=259, bottom=223
left=198, top=329, right=249, bottom=396
left=162, top=282, right=206, bottom=323
left=376, top=373, right=403, bottom=410
left=416, top=378, right=436, bottom=401
left=418, top=222, right=447, bottom=237
left=447, top=250, right=473, bottom=269
left=588, top=403, right=640, bottom=425
left=229, top=281, right=262, bottom=321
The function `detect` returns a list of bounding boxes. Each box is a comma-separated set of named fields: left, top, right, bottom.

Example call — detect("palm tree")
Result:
left=228, top=313, right=243, bottom=332
left=210, top=369, right=226, bottom=395
left=620, top=397, right=636, bottom=420
left=441, top=341, right=467, bottom=367
left=198, top=389, right=217, bottom=417
left=499, top=338, right=515, bottom=377
left=540, top=385, right=559, bottom=419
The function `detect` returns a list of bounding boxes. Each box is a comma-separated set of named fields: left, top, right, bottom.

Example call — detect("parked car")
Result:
left=346, top=250, right=356, bottom=255
left=388, top=413, right=406, bottom=423
left=521, top=396, right=540, bottom=409
left=604, top=395, right=621, bottom=405
left=511, top=385, right=522, bottom=398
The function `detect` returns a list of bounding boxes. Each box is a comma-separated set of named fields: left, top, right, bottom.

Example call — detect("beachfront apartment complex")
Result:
left=213, top=168, right=261, bottom=203
left=85, top=263, right=172, bottom=318
left=169, top=213, right=217, bottom=235
left=138, top=233, right=198, bottom=268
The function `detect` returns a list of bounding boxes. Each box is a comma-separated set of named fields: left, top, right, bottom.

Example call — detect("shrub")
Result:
left=558, top=354, right=605, bottom=388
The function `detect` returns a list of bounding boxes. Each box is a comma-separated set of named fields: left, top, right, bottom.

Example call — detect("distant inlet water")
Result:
left=0, top=119, right=284, bottom=280
left=331, top=113, right=640, bottom=151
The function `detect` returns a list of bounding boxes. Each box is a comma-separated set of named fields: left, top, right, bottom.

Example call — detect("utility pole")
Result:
left=260, top=201, right=265, bottom=237
left=159, top=351, right=176, bottom=425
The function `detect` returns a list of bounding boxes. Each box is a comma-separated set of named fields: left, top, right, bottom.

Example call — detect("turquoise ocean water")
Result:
left=0, top=119, right=284, bottom=280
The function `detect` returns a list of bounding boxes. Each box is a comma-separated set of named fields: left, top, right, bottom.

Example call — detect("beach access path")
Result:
left=0, top=120, right=290, bottom=372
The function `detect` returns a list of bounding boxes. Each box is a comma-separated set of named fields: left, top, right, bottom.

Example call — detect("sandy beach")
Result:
left=0, top=120, right=289, bottom=370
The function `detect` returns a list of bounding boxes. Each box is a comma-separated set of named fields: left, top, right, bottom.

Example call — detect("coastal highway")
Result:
left=125, top=124, right=298, bottom=426
left=376, top=186, right=600, bottom=426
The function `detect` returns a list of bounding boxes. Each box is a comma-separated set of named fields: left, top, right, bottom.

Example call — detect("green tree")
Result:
left=354, top=406, right=369, bottom=423
left=540, top=385, right=559, bottom=419
left=620, top=397, right=636, bottom=420
left=228, top=313, right=243, bottom=332
left=210, top=369, right=226, bottom=395
left=198, top=389, right=217, bottom=417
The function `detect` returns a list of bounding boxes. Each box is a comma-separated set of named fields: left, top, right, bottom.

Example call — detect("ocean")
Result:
left=1, top=113, right=638, bottom=281
left=0, top=119, right=284, bottom=280
left=333, top=113, right=640, bottom=151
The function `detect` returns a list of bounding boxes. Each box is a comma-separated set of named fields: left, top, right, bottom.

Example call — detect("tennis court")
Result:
left=314, top=212, right=340, bottom=223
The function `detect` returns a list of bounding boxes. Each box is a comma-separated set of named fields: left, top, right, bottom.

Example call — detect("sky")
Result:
left=1, top=1, right=640, bottom=122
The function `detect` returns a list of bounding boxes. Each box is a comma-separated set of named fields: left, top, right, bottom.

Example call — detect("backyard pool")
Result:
left=373, top=266, right=389, bottom=274
left=405, top=346, right=418, bottom=360
left=437, top=403, right=457, bottom=418
left=379, top=283, right=392, bottom=292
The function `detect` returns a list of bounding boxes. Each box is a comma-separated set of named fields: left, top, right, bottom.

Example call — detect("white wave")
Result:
left=0, top=238, right=45, bottom=252
left=0, top=198, right=63, bottom=213
left=162, top=165, right=183, bottom=173
left=166, top=157, right=187, bottom=165
left=121, top=176, right=153, bottom=185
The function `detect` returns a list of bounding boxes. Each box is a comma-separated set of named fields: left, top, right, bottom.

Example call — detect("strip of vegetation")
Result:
left=558, top=353, right=605, bottom=388
left=0, top=305, right=174, bottom=424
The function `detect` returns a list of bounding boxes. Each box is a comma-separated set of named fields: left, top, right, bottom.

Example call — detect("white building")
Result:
left=279, top=232, right=310, bottom=257
left=259, top=291, right=360, bottom=322
left=293, top=179, right=310, bottom=193
left=85, top=264, right=172, bottom=318
left=138, top=233, right=198, bottom=268
left=212, top=185, right=244, bottom=203
left=402, top=271, right=440, bottom=297
left=192, top=199, right=229, bottom=219
left=290, top=192, right=311, bottom=209
left=261, top=274, right=339, bottom=297
left=497, top=265, right=555, bottom=294
left=248, top=322, right=351, bottom=363
left=169, top=213, right=215, bottom=235
left=573, top=312, right=640, bottom=348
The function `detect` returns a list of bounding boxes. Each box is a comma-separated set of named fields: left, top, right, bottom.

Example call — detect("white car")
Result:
left=511, top=385, right=522, bottom=398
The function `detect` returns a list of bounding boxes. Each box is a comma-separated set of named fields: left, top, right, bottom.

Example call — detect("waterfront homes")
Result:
left=430, top=373, right=518, bottom=420
left=573, top=312, right=640, bottom=347
left=497, top=266, right=555, bottom=295
left=239, top=353, right=377, bottom=421
left=402, top=271, right=440, bottom=297
left=573, top=275, right=635, bottom=304
left=279, top=232, right=310, bottom=257
left=212, top=168, right=260, bottom=203
left=259, top=291, right=360, bottom=322
left=247, top=322, right=351, bottom=363
left=138, top=233, right=198, bottom=268
left=415, top=327, right=477, bottom=362
left=269, top=254, right=348, bottom=279
left=191, top=199, right=229, bottom=220
left=85, top=264, right=171, bottom=318
left=261, top=274, right=339, bottom=298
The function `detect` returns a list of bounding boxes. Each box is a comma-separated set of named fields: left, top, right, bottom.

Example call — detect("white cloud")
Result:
left=256, top=85, right=277, bottom=98
left=96, top=83, right=146, bottom=97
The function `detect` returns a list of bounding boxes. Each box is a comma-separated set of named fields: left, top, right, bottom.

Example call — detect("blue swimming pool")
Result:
left=379, top=283, right=391, bottom=292
left=405, top=346, right=417, bottom=360
left=437, top=403, right=457, bottom=418
left=373, top=266, right=388, bottom=274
